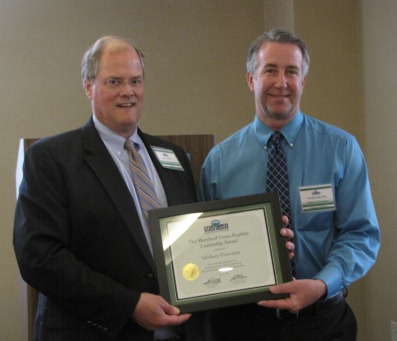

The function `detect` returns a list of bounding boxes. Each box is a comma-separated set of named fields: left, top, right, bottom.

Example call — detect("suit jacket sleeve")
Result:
left=13, top=137, right=140, bottom=338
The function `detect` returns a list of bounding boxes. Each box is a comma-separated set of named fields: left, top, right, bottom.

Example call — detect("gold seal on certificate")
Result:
left=182, top=263, right=200, bottom=281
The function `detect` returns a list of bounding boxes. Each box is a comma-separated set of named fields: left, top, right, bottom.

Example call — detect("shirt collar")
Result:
left=130, top=130, right=145, bottom=152
left=253, top=110, right=304, bottom=148
left=92, top=115, right=140, bottom=152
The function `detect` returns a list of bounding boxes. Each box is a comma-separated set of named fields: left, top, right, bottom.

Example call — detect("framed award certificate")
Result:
left=148, top=192, right=292, bottom=313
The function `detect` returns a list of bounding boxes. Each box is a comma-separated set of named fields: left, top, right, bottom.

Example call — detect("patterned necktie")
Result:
left=266, top=132, right=295, bottom=274
left=124, top=139, right=161, bottom=225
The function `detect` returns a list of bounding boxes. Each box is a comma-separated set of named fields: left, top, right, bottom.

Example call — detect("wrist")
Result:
left=314, top=279, right=328, bottom=301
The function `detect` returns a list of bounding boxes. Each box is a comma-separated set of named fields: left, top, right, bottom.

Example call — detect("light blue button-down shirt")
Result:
left=199, top=110, right=380, bottom=298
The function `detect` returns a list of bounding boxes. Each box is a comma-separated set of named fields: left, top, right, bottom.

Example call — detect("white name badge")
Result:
left=152, top=146, right=184, bottom=171
left=299, top=184, right=336, bottom=212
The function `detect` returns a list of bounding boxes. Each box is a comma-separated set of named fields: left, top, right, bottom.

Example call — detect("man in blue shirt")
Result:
left=199, top=28, right=380, bottom=340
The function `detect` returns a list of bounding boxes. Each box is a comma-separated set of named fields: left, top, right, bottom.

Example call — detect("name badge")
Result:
left=152, top=146, right=184, bottom=171
left=299, top=184, right=335, bottom=212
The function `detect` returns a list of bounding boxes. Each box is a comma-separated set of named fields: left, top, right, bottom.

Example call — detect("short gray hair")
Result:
left=246, top=28, right=310, bottom=77
left=81, top=35, right=145, bottom=85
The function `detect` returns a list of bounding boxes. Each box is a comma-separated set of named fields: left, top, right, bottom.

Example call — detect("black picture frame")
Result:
left=148, top=192, right=292, bottom=313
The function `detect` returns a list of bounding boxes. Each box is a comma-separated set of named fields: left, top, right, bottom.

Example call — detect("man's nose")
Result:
left=120, top=81, right=135, bottom=95
left=275, top=73, right=287, bottom=87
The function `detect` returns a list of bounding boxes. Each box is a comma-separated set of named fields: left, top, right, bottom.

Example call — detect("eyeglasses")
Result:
left=102, top=77, right=144, bottom=90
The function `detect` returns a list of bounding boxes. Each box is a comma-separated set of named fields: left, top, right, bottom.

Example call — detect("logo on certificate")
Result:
left=204, top=219, right=229, bottom=233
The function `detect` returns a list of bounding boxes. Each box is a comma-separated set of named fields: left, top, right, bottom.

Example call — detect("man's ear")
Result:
left=302, top=76, right=307, bottom=89
left=84, top=79, right=93, bottom=100
left=246, top=71, right=254, bottom=92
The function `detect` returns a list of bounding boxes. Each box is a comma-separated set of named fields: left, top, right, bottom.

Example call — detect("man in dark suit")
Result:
left=13, top=36, right=196, bottom=341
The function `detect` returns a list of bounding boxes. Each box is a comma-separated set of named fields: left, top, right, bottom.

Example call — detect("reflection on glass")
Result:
left=163, top=213, right=203, bottom=250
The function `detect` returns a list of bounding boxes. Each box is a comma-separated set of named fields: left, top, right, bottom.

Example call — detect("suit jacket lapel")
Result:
left=139, top=130, right=177, bottom=202
left=81, top=120, right=155, bottom=270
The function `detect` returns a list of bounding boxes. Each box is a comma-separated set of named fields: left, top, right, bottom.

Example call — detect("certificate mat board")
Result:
left=149, top=192, right=292, bottom=313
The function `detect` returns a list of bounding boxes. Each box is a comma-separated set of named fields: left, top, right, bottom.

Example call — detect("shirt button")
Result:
left=146, top=273, right=154, bottom=279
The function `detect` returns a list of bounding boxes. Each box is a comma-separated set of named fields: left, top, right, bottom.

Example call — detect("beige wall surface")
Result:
left=360, top=1, right=397, bottom=340
left=294, top=0, right=363, bottom=143
left=0, top=1, right=262, bottom=339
